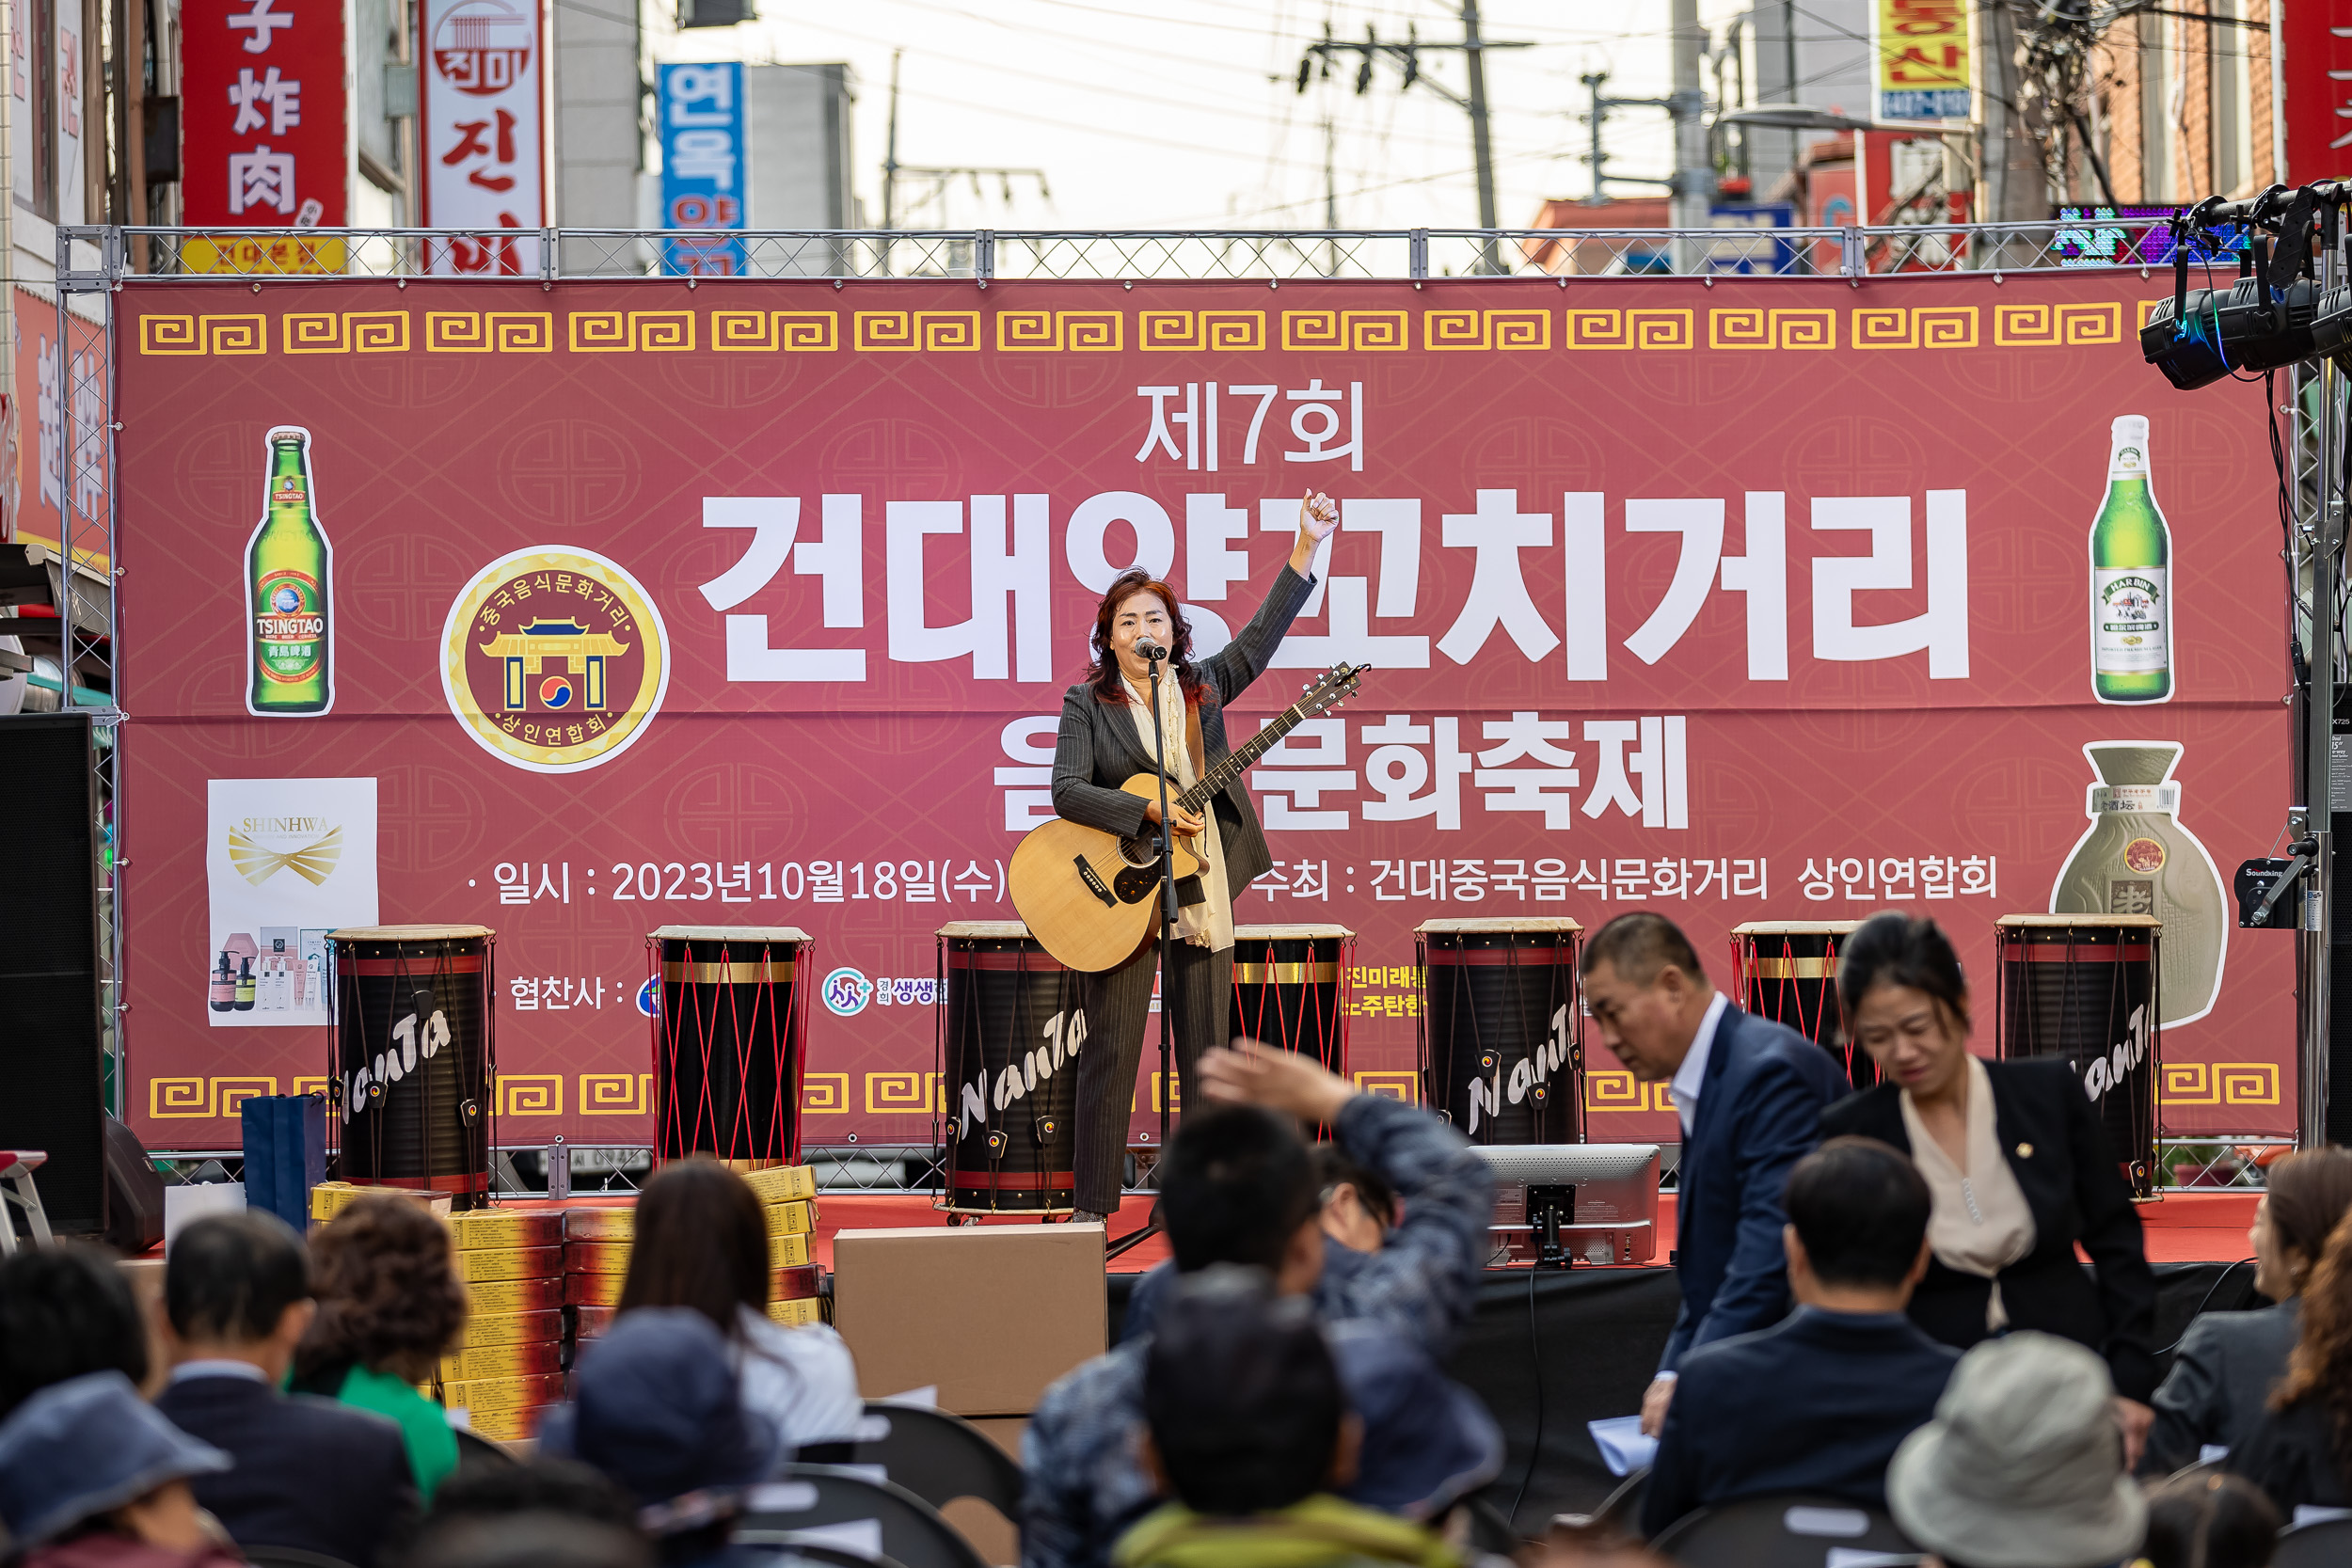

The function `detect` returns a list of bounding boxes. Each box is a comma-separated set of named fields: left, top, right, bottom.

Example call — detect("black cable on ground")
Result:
left=1509, top=1263, right=1543, bottom=1533
left=2154, top=1257, right=2257, bottom=1357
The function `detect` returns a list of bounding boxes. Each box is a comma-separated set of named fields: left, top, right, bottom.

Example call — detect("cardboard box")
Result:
left=465, top=1275, right=565, bottom=1315
left=766, top=1297, right=823, bottom=1328
left=763, top=1198, right=817, bottom=1237
left=740, top=1164, right=818, bottom=1204
left=564, top=1208, right=633, bottom=1241
left=448, top=1309, right=561, bottom=1349
left=833, top=1225, right=1104, bottom=1418
left=440, top=1338, right=564, bottom=1382
left=449, top=1210, right=565, bottom=1250
left=463, top=1402, right=555, bottom=1443
left=453, top=1246, right=563, bottom=1283
left=442, top=1371, right=567, bottom=1413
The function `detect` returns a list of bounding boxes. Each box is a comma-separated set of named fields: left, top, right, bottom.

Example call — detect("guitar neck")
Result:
left=1178, top=698, right=1318, bottom=813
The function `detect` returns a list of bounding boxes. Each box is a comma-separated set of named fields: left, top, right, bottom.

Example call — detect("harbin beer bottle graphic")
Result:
left=2090, top=415, right=2173, bottom=705
left=2051, top=741, right=2227, bottom=1026
left=244, top=427, right=334, bottom=716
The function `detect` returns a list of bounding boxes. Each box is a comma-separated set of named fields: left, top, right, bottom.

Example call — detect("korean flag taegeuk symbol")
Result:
left=439, top=547, right=670, bottom=774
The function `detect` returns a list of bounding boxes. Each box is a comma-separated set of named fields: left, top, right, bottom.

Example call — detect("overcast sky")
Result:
left=651, top=0, right=1711, bottom=231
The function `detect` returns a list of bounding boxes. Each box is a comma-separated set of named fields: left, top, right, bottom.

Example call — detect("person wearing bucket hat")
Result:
left=0, top=1370, right=241, bottom=1568
left=1885, top=1333, right=2146, bottom=1568
left=1114, top=1269, right=1469, bottom=1568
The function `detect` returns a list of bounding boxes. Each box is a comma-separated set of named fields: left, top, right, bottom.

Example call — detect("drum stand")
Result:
left=1106, top=647, right=1182, bottom=1259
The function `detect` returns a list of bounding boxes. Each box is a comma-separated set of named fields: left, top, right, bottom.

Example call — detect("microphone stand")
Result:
left=1106, top=644, right=1180, bottom=1261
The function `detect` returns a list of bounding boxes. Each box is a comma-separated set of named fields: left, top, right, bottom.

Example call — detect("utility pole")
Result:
left=1580, top=71, right=1678, bottom=207
left=882, top=49, right=902, bottom=232
left=1462, top=0, right=1501, bottom=273
left=1296, top=6, right=1532, bottom=273
left=1324, top=112, right=1339, bottom=276
left=876, top=51, right=1047, bottom=277
left=1669, top=0, right=1715, bottom=273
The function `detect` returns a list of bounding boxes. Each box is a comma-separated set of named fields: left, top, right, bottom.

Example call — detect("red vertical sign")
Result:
left=2282, top=0, right=2352, bottom=186
left=181, top=0, right=347, bottom=237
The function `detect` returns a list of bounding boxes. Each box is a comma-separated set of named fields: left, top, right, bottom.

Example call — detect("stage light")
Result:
left=2139, top=187, right=2334, bottom=389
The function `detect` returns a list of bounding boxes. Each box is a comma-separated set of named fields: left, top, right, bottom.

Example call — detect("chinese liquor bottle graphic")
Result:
left=2090, top=415, right=2173, bottom=705
left=2050, top=741, right=2226, bottom=1025
left=244, top=426, right=335, bottom=716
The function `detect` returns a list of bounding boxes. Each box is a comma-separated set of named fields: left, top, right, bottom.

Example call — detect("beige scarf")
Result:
left=1122, top=674, right=1233, bottom=952
left=1900, top=1054, right=2036, bottom=1331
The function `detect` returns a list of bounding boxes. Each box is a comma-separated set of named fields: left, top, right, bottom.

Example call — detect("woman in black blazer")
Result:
left=1820, top=912, right=2159, bottom=1462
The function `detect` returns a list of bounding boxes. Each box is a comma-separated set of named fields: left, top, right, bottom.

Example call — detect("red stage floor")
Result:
left=793, top=1188, right=2258, bottom=1274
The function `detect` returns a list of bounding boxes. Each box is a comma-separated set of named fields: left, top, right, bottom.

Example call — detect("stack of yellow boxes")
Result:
left=566, top=1166, right=824, bottom=1347
left=442, top=1209, right=568, bottom=1442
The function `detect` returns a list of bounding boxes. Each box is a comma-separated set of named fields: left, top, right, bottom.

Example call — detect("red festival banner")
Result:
left=113, top=274, right=2294, bottom=1152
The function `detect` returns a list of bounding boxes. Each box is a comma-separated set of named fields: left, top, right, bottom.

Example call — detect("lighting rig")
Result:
left=2144, top=182, right=2351, bottom=1149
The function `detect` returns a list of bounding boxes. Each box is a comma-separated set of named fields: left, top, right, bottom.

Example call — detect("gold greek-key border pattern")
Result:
left=1565, top=308, right=1693, bottom=350
left=711, top=309, right=838, bottom=352
left=1281, top=309, right=1408, bottom=351
left=148, top=1075, right=282, bottom=1118
left=802, top=1072, right=850, bottom=1114
left=496, top=1073, right=564, bottom=1117
left=569, top=309, right=696, bottom=353
left=1709, top=307, right=1838, bottom=350
left=1994, top=300, right=2122, bottom=346
left=135, top=302, right=2141, bottom=356
left=1353, top=1070, right=1421, bottom=1104
left=854, top=310, right=980, bottom=352
left=284, top=310, right=410, bottom=354
left=580, top=1073, right=653, bottom=1115
left=865, top=1070, right=946, bottom=1115
left=994, top=309, right=1123, bottom=352
left=423, top=311, right=553, bottom=352
left=1584, top=1069, right=1674, bottom=1114
left=1851, top=305, right=1979, bottom=350
left=1139, top=309, right=1265, bottom=351
left=1423, top=308, right=1550, bottom=351
left=2158, top=1061, right=2281, bottom=1106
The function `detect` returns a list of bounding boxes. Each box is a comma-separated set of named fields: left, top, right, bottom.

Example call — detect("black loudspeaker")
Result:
left=103, top=1112, right=162, bottom=1252
left=0, top=716, right=103, bottom=1234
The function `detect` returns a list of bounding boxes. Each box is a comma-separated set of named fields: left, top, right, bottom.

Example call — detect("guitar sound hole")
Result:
left=1119, top=837, right=1159, bottom=868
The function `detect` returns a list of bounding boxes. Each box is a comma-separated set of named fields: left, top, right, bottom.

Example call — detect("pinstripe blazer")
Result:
left=1049, top=563, right=1316, bottom=900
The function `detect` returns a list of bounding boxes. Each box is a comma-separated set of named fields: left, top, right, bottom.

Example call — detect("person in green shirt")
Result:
left=291, top=1197, right=468, bottom=1500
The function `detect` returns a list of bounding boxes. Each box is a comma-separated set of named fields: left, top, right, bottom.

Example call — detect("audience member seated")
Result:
left=1024, top=1085, right=1502, bottom=1568
left=615, top=1159, right=861, bottom=1462
left=2139, top=1471, right=2280, bottom=1568
left=0, top=1243, right=152, bottom=1418
left=0, top=1371, right=243, bottom=1568
left=290, top=1196, right=470, bottom=1502
left=422, top=1459, right=639, bottom=1533
left=1884, top=1333, right=2146, bottom=1568
left=153, top=1212, right=418, bottom=1568
left=1110, top=1269, right=1457, bottom=1568
left=1640, top=1136, right=1958, bottom=1537
left=2142, top=1148, right=2352, bottom=1476
left=538, top=1307, right=775, bottom=1568
left=2228, top=1207, right=2352, bottom=1514
left=404, top=1515, right=651, bottom=1568
left=1120, top=1041, right=1491, bottom=1354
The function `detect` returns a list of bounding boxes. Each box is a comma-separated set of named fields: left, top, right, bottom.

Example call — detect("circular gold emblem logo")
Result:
left=2123, top=836, right=2166, bottom=874
left=440, top=547, right=669, bottom=773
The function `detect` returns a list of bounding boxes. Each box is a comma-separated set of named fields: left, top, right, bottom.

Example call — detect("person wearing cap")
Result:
left=152, top=1212, right=417, bottom=1568
left=1577, top=911, right=1851, bottom=1438
left=1821, top=914, right=2160, bottom=1465
left=0, top=1370, right=244, bottom=1568
left=1116, top=1043, right=1492, bottom=1355
left=1024, top=1061, right=1502, bottom=1568
left=537, top=1307, right=778, bottom=1568
left=1885, top=1332, right=2147, bottom=1568
left=1639, top=1137, right=1959, bottom=1539
left=1112, top=1269, right=1459, bottom=1568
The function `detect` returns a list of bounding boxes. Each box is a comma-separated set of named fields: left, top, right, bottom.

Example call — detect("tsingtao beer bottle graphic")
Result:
left=2090, top=415, right=2173, bottom=704
left=245, top=426, right=334, bottom=715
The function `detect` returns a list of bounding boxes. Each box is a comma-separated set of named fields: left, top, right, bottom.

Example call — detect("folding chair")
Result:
left=1648, top=1493, right=1920, bottom=1568
left=736, top=1465, right=989, bottom=1568
left=0, top=1152, right=53, bottom=1255
left=847, top=1403, right=1024, bottom=1520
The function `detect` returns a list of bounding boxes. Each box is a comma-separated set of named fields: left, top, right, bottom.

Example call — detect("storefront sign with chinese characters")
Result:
left=658, top=62, right=746, bottom=277
left=420, top=0, right=548, bottom=275
left=180, top=0, right=349, bottom=273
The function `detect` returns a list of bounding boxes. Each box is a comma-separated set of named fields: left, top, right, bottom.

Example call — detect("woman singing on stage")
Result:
left=1051, top=491, right=1339, bottom=1223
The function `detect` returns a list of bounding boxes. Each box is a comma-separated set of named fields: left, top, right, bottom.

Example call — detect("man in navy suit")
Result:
left=1579, top=911, right=1849, bottom=1437
left=1640, top=1136, right=1961, bottom=1536
left=153, top=1212, right=417, bottom=1567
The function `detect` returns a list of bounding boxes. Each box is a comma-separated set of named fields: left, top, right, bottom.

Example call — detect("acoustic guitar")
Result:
left=1008, top=663, right=1367, bottom=973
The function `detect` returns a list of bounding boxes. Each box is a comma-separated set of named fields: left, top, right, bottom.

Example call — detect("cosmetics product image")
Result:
left=209, top=953, right=237, bottom=1013
left=234, top=958, right=257, bottom=1012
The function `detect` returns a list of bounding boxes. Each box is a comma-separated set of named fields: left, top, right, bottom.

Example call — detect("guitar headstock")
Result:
left=1296, top=662, right=1369, bottom=718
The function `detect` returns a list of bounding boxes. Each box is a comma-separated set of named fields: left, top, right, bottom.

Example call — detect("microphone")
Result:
left=1135, top=635, right=1169, bottom=661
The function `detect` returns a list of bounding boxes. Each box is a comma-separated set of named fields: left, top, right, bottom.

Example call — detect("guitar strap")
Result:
left=1184, top=702, right=1207, bottom=790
